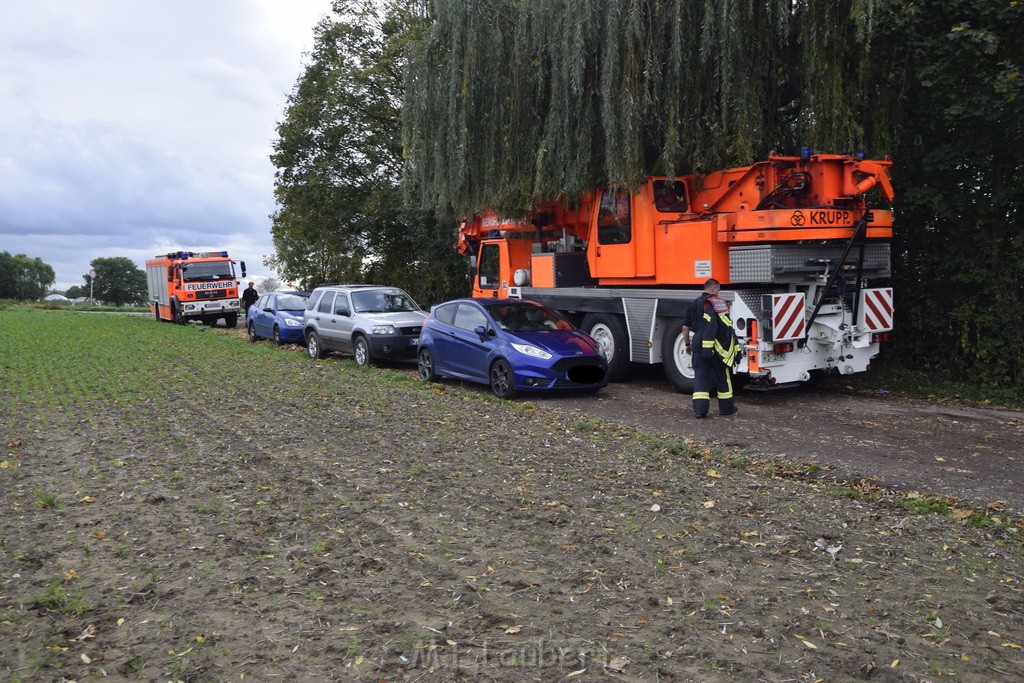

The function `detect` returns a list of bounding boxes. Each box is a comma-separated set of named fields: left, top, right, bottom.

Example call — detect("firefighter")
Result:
left=682, top=278, right=739, bottom=418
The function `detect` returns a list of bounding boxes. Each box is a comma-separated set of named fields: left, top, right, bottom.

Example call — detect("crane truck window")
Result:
left=478, top=243, right=501, bottom=289
left=597, top=189, right=631, bottom=245
left=653, top=180, right=688, bottom=213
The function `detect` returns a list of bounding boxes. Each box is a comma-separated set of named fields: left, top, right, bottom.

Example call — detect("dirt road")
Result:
left=531, top=370, right=1024, bottom=513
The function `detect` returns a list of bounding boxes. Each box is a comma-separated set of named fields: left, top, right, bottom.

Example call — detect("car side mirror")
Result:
left=474, top=325, right=495, bottom=339
left=336, top=307, right=350, bottom=317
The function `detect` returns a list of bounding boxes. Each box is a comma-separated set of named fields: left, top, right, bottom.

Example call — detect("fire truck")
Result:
left=456, top=151, right=895, bottom=392
left=145, top=251, right=247, bottom=327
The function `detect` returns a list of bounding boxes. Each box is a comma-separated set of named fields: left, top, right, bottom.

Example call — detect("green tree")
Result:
left=401, top=0, right=888, bottom=217
left=270, top=0, right=467, bottom=305
left=64, top=285, right=86, bottom=299
left=868, top=0, right=1024, bottom=388
left=0, top=251, right=56, bottom=300
left=86, top=257, right=147, bottom=307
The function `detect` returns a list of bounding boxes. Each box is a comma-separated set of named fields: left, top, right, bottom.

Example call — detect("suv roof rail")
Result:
left=315, top=283, right=379, bottom=289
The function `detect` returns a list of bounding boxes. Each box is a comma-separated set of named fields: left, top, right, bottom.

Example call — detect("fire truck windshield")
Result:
left=181, top=261, right=234, bottom=282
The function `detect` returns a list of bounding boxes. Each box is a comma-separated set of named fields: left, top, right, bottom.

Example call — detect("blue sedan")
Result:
left=246, top=292, right=309, bottom=345
left=417, top=298, right=608, bottom=398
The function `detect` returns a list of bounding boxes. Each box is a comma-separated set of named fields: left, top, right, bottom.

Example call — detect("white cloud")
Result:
left=0, top=0, right=332, bottom=289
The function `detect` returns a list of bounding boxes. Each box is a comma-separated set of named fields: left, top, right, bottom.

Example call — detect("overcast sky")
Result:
left=1, top=0, right=333, bottom=290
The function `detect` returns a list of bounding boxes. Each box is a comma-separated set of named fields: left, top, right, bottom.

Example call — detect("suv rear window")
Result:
left=317, top=292, right=335, bottom=314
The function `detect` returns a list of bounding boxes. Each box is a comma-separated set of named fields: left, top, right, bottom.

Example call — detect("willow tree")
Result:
left=402, top=0, right=886, bottom=217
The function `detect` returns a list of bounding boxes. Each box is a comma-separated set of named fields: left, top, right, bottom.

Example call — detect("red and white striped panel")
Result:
left=859, top=287, right=894, bottom=332
left=771, top=293, right=805, bottom=342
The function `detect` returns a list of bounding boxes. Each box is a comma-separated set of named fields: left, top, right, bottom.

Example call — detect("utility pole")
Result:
left=89, top=269, right=96, bottom=305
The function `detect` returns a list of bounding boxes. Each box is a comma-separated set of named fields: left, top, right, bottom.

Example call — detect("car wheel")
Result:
left=661, top=317, right=696, bottom=394
left=247, top=323, right=259, bottom=343
left=581, top=313, right=632, bottom=381
left=306, top=330, right=325, bottom=359
left=418, top=348, right=438, bottom=382
left=353, top=336, right=375, bottom=367
left=272, top=325, right=284, bottom=346
left=489, top=358, right=518, bottom=399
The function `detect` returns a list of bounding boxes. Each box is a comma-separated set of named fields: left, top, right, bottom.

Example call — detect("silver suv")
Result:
left=303, top=284, right=427, bottom=366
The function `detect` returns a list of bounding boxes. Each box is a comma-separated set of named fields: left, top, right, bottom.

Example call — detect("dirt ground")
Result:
left=2, top=325, right=1023, bottom=682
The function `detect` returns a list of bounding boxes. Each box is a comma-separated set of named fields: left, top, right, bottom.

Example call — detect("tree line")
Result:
left=0, top=253, right=147, bottom=307
left=268, top=0, right=1019, bottom=390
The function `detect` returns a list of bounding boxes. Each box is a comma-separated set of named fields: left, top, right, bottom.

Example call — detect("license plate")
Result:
left=761, top=352, right=787, bottom=363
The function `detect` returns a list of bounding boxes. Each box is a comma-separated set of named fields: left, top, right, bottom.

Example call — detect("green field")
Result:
left=1, top=308, right=1022, bottom=682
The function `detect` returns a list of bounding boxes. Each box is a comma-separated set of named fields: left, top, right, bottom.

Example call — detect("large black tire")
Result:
left=353, top=335, right=375, bottom=367
left=171, top=300, right=185, bottom=325
left=306, top=330, right=325, bottom=359
left=418, top=348, right=438, bottom=382
left=489, top=358, right=518, bottom=399
left=247, top=322, right=260, bottom=343
left=662, top=317, right=696, bottom=394
left=581, top=313, right=632, bottom=381
left=225, top=313, right=238, bottom=329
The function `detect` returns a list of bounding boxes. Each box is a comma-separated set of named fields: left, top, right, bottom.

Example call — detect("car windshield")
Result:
left=487, top=303, right=571, bottom=332
left=277, top=294, right=307, bottom=311
left=181, top=261, right=234, bottom=282
left=352, top=289, right=420, bottom=313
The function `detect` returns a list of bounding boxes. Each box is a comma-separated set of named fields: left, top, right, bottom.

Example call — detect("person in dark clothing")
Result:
left=241, top=281, right=258, bottom=313
left=681, top=278, right=739, bottom=418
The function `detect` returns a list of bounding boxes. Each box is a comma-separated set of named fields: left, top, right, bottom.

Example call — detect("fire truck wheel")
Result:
left=306, top=331, right=325, bottom=359
left=171, top=300, right=185, bottom=325
left=353, top=335, right=376, bottom=367
left=247, top=323, right=260, bottom=343
left=489, top=358, right=518, bottom=399
left=581, top=313, right=631, bottom=381
left=225, top=313, right=238, bottom=328
left=661, top=318, right=696, bottom=394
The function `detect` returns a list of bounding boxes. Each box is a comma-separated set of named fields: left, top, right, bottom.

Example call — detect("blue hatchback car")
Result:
left=246, top=291, right=309, bottom=345
left=417, top=298, right=608, bottom=398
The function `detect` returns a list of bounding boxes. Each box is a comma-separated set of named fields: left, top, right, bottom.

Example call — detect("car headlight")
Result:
left=372, top=324, right=397, bottom=335
left=511, top=343, right=552, bottom=360
left=285, top=318, right=302, bottom=327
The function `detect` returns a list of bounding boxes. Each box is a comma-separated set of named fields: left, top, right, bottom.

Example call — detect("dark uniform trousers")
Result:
left=692, top=352, right=734, bottom=417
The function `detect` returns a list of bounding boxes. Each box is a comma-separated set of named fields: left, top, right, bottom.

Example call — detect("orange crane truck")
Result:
left=456, top=151, right=895, bottom=392
left=145, top=250, right=247, bottom=327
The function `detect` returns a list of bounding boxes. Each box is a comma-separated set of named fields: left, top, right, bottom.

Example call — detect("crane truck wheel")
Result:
left=581, top=313, right=632, bottom=381
left=661, top=318, right=696, bottom=394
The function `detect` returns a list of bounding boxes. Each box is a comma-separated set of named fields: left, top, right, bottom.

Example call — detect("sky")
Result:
left=0, top=0, right=334, bottom=291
